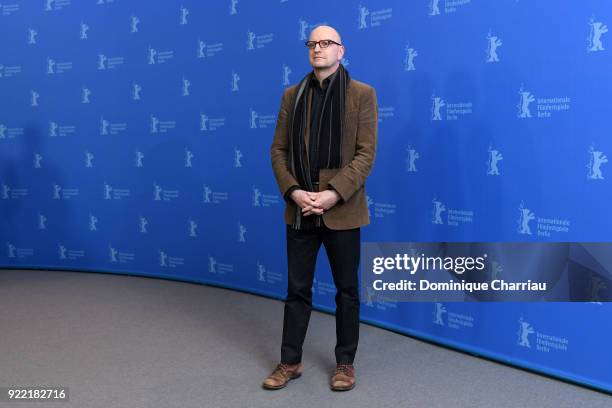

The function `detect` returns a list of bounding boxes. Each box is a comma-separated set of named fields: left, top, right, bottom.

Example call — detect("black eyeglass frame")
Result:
left=304, top=39, right=343, bottom=49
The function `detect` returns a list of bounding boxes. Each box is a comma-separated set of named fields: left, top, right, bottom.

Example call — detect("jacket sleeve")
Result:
left=270, top=88, right=301, bottom=199
left=328, top=86, right=378, bottom=202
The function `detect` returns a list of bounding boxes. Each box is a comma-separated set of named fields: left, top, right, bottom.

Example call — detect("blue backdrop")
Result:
left=1, top=0, right=611, bottom=393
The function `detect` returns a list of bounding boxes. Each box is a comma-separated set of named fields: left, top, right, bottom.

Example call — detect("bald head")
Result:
left=307, top=25, right=345, bottom=80
left=309, top=25, right=342, bottom=44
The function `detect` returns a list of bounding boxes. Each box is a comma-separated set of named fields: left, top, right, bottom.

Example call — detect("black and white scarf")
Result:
left=287, top=64, right=350, bottom=229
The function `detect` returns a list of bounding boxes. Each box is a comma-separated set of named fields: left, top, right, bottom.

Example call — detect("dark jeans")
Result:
left=280, top=222, right=361, bottom=365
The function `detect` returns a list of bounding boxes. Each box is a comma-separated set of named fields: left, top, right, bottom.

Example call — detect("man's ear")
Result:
left=338, top=46, right=345, bottom=61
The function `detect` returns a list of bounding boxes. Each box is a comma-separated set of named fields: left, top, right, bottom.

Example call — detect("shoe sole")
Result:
left=262, top=373, right=302, bottom=390
left=330, top=382, right=355, bottom=392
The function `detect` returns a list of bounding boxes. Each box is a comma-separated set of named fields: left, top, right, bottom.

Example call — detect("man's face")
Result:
left=308, top=28, right=344, bottom=70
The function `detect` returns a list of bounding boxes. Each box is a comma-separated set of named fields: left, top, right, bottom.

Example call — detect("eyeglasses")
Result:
left=305, top=39, right=342, bottom=49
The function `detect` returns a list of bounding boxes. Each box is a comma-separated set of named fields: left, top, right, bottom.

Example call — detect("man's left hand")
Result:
left=302, top=189, right=341, bottom=216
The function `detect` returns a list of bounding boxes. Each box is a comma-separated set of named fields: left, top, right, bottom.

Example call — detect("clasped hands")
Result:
left=290, top=189, right=341, bottom=216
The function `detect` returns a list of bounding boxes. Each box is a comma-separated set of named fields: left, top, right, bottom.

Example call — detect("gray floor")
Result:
left=0, top=269, right=609, bottom=408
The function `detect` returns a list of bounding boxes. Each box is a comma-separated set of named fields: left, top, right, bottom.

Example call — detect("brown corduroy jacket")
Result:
left=270, top=78, right=378, bottom=230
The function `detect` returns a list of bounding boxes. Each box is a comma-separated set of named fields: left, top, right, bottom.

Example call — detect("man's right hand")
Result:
left=290, top=189, right=324, bottom=216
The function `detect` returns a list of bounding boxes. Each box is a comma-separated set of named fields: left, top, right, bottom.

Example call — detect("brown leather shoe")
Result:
left=262, top=362, right=303, bottom=390
left=330, top=363, right=355, bottom=391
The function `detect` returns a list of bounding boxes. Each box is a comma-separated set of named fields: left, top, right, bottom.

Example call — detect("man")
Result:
left=264, top=25, right=378, bottom=391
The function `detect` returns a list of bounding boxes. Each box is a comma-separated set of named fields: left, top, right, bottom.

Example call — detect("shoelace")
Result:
left=336, top=364, right=354, bottom=376
left=273, top=363, right=291, bottom=377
